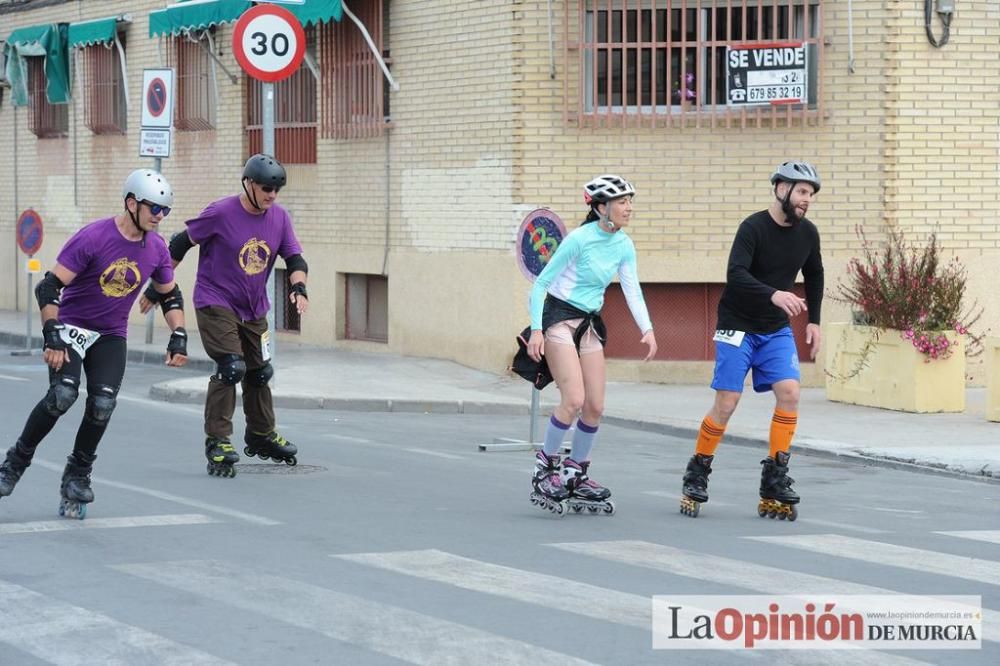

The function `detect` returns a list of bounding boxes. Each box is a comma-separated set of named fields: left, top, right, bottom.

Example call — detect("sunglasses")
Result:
left=141, top=201, right=171, bottom=217
left=259, top=185, right=281, bottom=194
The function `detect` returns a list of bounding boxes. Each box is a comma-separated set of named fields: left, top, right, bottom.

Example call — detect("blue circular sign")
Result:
left=17, top=209, right=43, bottom=256
left=516, top=209, right=567, bottom=281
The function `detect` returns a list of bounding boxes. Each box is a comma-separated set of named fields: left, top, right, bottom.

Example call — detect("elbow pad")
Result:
left=35, top=271, right=65, bottom=309
left=169, top=231, right=195, bottom=262
left=284, top=253, right=308, bottom=275
left=160, top=284, right=184, bottom=312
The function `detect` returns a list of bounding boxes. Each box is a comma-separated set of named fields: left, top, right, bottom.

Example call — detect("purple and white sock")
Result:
left=542, top=415, right=571, bottom=456
left=570, top=419, right=599, bottom=462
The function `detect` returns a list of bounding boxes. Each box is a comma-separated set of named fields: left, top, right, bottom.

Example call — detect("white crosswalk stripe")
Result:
left=935, top=530, right=1000, bottom=545
left=549, top=539, right=1000, bottom=647
left=0, top=513, right=219, bottom=535
left=746, top=533, right=1000, bottom=587
left=0, top=579, right=234, bottom=665
left=113, top=559, right=601, bottom=666
left=335, top=548, right=931, bottom=665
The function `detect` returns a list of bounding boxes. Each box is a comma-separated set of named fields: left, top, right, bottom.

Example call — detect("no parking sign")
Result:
left=16, top=209, right=43, bottom=256
left=140, top=68, right=174, bottom=158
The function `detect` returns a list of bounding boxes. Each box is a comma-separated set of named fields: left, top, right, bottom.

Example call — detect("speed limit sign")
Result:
left=232, top=4, right=306, bottom=82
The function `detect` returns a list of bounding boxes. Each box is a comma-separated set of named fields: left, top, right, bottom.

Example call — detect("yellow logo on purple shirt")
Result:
left=100, top=258, right=142, bottom=298
left=239, top=237, right=272, bottom=276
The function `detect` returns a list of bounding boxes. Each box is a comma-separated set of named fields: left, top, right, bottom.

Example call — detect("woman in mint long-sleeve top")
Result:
left=525, top=174, right=658, bottom=516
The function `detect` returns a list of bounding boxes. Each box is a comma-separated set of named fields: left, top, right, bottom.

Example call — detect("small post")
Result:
left=145, top=155, right=164, bottom=345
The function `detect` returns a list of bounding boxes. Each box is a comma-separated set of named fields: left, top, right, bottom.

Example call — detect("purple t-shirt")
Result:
left=186, top=195, right=303, bottom=321
left=57, top=217, right=174, bottom=338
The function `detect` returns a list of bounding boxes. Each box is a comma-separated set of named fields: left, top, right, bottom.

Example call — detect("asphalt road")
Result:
left=0, top=350, right=996, bottom=665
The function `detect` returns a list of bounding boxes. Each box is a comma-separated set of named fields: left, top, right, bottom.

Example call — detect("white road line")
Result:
left=114, top=560, right=600, bottom=666
left=549, top=540, right=988, bottom=657
left=0, top=579, right=235, bottom=665
left=336, top=548, right=650, bottom=628
left=795, top=517, right=888, bottom=534
left=0, top=513, right=219, bottom=535
left=32, top=459, right=280, bottom=526
left=403, top=447, right=465, bottom=460
left=865, top=507, right=924, bottom=515
left=747, top=534, right=1000, bottom=587
left=934, top=530, right=1000, bottom=545
left=334, top=549, right=914, bottom=665
left=0, top=373, right=29, bottom=382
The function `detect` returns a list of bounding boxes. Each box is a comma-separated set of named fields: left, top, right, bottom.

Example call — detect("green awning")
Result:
left=288, top=0, right=343, bottom=26
left=68, top=18, right=118, bottom=48
left=149, top=0, right=252, bottom=38
left=149, top=0, right=342, bottom=37
left=3, top=23, right=70, bottom=106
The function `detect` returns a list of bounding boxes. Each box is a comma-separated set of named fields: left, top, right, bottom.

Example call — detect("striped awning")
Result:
left=68, top=17, right=119, bottom=48
left=149, top=0, right=342, bottom=38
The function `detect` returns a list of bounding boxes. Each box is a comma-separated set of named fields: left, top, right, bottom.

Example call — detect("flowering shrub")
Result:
left=673, top=73, right=696, bottom=104
left=836, top=227, right=983, bottom=361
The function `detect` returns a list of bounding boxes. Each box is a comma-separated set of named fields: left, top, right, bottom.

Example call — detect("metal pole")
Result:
left=145, top=156, right=163, bottom=345
left=25, top=269, right=32, bottom=349
left=263, top=82, right=276, bottom=377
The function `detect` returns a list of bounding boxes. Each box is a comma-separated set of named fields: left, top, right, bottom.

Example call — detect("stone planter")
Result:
left=986, top=337, right=1000, bottom=421
left=825, top=323, right=965, bottom=413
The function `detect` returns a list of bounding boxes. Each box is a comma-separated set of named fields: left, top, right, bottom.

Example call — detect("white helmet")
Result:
left=122, top=169, right=174, bottom=207
left=770, top=161, right=821, bottom=193
left=583, top=174, right=635, bottom=205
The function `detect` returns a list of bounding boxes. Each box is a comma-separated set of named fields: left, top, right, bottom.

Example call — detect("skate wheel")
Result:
left=587, top=506, right=599, bottom=514
left=226, top=466, right=236, bottom=478
left=768, top=510, right=777, bottom=519
left=788, top=507, right=798, bottom=522
left=572, top=505, right=583, bottom=514
left=778, top=512, right=787, bottom=520
left=58, top=503, right=65, bottom=517
left=551, top=501, right=566, bottom=517
left=603, top=501, right=616, bottom=516
left=243, top=446, right=252, bottom=456
left=77, top=504, right=87, bottom=520
left=285, top=456, right=297, bottom=466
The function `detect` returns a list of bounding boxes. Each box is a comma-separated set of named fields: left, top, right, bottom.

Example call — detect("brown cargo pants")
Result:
left=195, top=305, right=275, bottom=440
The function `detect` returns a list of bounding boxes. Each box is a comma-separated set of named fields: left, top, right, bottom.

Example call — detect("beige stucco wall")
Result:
left=1, top=0, right=997, bottom=387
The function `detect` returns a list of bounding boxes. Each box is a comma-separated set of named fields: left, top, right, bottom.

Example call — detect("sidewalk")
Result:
left=1, top=309, right=997, bottom=482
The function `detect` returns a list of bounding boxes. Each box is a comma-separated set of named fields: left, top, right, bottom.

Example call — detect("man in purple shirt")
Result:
left=0, top=169, right=189, bottom=519
left=155, top=154, right=309, bottom=478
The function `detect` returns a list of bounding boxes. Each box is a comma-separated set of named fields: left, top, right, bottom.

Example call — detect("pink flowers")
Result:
left=836, top=227, right=984, bottom=361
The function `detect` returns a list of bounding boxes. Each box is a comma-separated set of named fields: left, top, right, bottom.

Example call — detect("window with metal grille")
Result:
left=245, top=27, right=317, bottom=163
left=344, top=273, right=388, bottom=342
left=568, top=0, right=822, bottom=128
left=274, top=268, right=301, bottom=332
left=26, top=57, right=68, bottom=138
left=170, top=34, right=217, bottom=131
left=79, top=40, right=127, bottom=134
left=601, top=282, right=813, bottom=361
left=319, top=0, right=390, bottom=140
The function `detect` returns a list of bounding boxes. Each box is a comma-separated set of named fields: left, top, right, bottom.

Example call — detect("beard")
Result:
left=781, top=196, right=805, bottom=224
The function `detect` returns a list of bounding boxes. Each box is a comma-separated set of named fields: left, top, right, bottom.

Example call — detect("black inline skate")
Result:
left=679, top=453, right=713, bottom=518
left=561, top=458, right=615, bottom=515
left=758, top=450, right=799, bottom=521
left=244, top=430, right=297, bottom=466
left=530, top=451, right=569, bottom=516
left=59, top=453, right=95, bottom=520
left=206, top=436, right=239, bottom=478
left=0, top=442, right=31, bottom=498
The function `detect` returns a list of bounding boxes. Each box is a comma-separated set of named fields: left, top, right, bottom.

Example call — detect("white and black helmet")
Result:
left=770, top=161, right=821, bottom=193
left=122, top=169, right=174, bottom=207
left=583, top=174, right=636, bottom=205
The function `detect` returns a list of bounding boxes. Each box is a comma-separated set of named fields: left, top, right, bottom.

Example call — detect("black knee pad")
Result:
left=44, top=377, right=80, bottom=416
left=215, top=354, right=246, bottom=386
left=84, top=385, right=117, bottom=426
left=248, top=362, right=274, bottom=387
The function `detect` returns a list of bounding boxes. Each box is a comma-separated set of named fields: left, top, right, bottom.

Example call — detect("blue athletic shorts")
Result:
left=710, top=326, right=800, bottom=393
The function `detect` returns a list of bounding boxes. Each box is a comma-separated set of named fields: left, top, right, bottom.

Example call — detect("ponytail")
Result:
left=581, top=206, right=600, bottom=226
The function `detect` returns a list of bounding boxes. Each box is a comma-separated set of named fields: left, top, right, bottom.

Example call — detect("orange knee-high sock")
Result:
left=694, top=416, right=726, bottom=457
left=769, top=409, right=798, bottom=458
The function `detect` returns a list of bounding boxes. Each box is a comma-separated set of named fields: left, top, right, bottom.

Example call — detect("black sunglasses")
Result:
left=259, top=185, right=281, bottom=194
left=141, top=201, right=171, bottom=217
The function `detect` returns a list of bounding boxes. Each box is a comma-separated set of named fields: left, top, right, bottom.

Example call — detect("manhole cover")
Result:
left=233, top=463, right=327, bottom=475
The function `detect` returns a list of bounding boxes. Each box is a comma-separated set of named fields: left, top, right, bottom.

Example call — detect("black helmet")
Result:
left=770, top=161, right=821, bottom=193
left=242, top=154, right=287, bottom=188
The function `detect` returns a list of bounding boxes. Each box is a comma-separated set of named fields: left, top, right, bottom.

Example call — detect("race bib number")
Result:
left=261, top=330, right=272, bottom=362
left=59, top=325, right=101, bottom=358
left=713, top=329, right=746, bottom=347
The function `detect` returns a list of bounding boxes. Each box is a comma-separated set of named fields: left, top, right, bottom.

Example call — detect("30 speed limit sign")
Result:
left=232, top=4, right=306, bottom=82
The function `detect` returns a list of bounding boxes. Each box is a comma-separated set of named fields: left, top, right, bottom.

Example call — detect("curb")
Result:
left=149, top=383, right=999, bottom=485
left=2, top=331, right=215, bottom=372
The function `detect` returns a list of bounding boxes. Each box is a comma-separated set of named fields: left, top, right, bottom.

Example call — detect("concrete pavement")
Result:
left=1, top=308, right=997, bottom=482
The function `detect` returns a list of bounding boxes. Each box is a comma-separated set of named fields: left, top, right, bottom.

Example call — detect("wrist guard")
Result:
left=290, top=282, right=308, bottom=300
left=42, top=319, right=68, bottom=352
left=167, top=327, right=188, bottom=359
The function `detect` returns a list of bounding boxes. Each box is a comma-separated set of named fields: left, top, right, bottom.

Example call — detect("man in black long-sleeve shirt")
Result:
left=679, top=161, right=824, bottom=521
